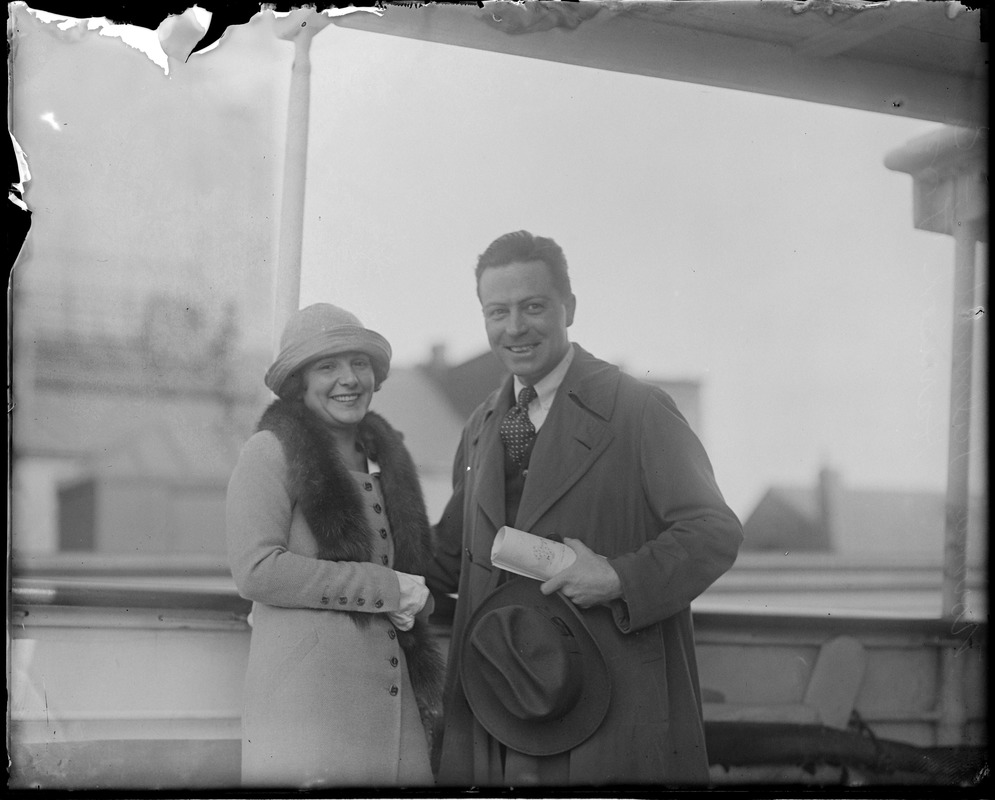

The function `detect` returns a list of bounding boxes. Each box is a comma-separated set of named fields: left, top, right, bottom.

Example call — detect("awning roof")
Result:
left=333, top=0, right=986, bottom=128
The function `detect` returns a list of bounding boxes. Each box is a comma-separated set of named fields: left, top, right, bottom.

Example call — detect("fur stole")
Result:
left=257, top=399, right=445, bottom=740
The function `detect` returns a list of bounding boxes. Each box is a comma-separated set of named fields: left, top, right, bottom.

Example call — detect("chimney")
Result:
left=817, top=466, right=843, bottom=551
left=424, top=342, right=448, bottom=381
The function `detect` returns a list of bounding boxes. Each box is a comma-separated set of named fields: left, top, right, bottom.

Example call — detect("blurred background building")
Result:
left=12, top=289, right=700, bottom=559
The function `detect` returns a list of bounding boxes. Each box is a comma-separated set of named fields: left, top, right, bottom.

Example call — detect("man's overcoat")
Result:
left=428, top=345, right=743, bottom=786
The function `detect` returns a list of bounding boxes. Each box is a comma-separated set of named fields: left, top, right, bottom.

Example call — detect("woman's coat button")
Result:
left=389, top=685, right=399, bottom=696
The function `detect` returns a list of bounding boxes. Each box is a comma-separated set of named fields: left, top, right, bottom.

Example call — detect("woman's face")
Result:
left=301, top=351, right=376, bottom=432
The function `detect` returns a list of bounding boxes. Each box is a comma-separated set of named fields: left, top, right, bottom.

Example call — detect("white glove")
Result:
left=387, top=610, right=415, bottom=631
left=388, top=571, right=429, bottom=630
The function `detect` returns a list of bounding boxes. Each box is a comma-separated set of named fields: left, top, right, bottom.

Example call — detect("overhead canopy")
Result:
left=333, top=0, right=986, bottom=128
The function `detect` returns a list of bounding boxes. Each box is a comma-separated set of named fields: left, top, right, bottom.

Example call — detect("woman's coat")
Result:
left=226, top=400, right=444, bottom=788
left=428, top=345, right=743, bottom=786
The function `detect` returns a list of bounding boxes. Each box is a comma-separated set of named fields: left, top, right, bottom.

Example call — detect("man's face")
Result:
left=478, top=259, right=576, bottom=386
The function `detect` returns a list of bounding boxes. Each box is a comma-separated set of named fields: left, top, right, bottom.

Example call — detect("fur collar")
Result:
left=257, top=399, right=432, bottom=574
left=256, top=399, right=444, bottom=745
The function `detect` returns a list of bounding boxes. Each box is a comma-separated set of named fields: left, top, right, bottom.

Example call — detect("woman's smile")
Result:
left=302, top=353, right=376, bottom=430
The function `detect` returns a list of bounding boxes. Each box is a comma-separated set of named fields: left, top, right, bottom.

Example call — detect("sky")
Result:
left=296, top=17, right=963, bottom=516
left=10, top=3, right=981, bottom=521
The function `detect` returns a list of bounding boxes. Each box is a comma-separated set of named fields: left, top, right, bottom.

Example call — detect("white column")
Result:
left=885, top=127, right=987, bottom=747
left=272, top=10, right=334, bottom=354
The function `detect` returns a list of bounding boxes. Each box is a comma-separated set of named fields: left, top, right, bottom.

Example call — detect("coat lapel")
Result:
left=470, top=380, right=513, bottom=534
left=515, top=346, right=619, bottom=532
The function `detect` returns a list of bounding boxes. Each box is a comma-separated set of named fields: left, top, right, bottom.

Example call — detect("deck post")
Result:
left=884, top=127, right=987, bottom=622
left=272, top=9, right=334, bottom=354
left=942, top=220, right=980, bottom=618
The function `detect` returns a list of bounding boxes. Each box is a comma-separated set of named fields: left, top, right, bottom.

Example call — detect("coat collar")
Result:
left=515, top=345, right=619, bottom=530
left=256, top=399, right=433, bottom=573
left=471, top=345, right=622, bottom=534
left=479, top=344, right=619, bottom=422
left=557, top=344, right=621, bottom=422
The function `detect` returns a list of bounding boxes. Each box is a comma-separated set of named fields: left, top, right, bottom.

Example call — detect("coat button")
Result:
left=390, top=657, right=398, bottom=668
left=373, top=503, right=382, bottom=514
left=356, top=598, right=365, bottom=606
left=364, top=482, right=372, bottom=491
left=380, top=529, right=388, bottom=539
left=381, top=555, right=389, bottom=565
left=320, top=596, right=329, bottom=605
left=338, top=597, right=348, bottom=605
left=389, top=685, right=399, bottom=696
left=374, top=599, right=383, bottom=608
left=388, top=629, right=396, bottom=640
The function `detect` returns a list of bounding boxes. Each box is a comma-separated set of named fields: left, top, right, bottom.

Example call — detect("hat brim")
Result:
left=460, top=576, right=611, bottom=757
left=264, top=327, right=391, bottom=397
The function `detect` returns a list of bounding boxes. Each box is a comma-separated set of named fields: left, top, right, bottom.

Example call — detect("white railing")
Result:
left=8, top=564, right=987, bottom=789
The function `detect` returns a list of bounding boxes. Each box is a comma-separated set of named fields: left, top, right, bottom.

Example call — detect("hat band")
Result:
left=265, top=327, right=391, bottom=396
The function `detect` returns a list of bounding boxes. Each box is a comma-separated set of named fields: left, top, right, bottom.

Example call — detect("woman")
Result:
left=226, top=303, right=444, bottom=788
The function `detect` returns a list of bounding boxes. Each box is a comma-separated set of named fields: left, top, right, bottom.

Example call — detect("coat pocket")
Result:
left=628, top=621, right=664, bottom=663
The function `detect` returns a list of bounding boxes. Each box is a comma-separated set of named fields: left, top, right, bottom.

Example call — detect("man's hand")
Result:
left=540, top=537, right=623, bottom=608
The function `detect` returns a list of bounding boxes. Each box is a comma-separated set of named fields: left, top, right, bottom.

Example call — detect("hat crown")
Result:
left=459, top=577, right=611, bottom=757
left=264, top=303, right=392, bottom=398
left=280, top=303, right=365, bottom=351
left=470, top=606, right=582, bottom=722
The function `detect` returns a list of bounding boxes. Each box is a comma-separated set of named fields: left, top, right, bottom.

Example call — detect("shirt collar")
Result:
left=513, top=343, right=575, bottom=411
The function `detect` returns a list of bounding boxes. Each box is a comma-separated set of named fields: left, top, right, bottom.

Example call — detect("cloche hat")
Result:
left=460, top=577, right=611, bottom=757
left=264, top=303, right=392, bottom=398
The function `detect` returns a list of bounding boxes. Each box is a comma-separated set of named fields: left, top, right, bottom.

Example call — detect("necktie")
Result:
left=500, top=385, right=538, bottom=466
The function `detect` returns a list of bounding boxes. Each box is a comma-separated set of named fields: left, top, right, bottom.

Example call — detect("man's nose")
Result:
left=506, top=310, right=528, bottom=335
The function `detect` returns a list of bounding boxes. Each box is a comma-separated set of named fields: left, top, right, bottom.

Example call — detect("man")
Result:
left=427, top=230, right=743, bottom=786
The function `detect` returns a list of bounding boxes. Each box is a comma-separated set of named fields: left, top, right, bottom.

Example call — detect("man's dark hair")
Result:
left=475, top=230, right=572, bottom=299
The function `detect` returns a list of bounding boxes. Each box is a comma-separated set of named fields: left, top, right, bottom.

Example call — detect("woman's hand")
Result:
left=389, top=571, right=430, bottom=630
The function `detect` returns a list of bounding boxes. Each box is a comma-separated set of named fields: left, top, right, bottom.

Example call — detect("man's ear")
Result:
left=565, top=293, right=577, bottom=327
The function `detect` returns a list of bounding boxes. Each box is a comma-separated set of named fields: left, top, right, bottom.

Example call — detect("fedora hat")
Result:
left=264, top=303, right=391, bottom=399
left=460, top=577, right=611, bottom=757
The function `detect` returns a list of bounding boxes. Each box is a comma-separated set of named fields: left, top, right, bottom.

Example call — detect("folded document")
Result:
left=490, top=526, right=576, bottom=581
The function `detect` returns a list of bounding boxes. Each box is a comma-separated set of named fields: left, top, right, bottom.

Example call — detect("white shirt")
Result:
left=512, top=343, right=575, bottom=432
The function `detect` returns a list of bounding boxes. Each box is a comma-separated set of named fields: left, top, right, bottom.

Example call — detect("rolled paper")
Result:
left=490, top=526, right=577, bottom=581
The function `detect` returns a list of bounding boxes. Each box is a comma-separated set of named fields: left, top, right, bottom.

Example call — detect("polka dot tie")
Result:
left=500, top=385, right=538, bottom=466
